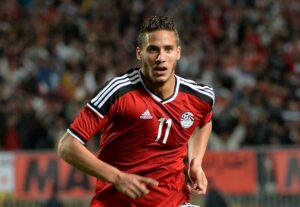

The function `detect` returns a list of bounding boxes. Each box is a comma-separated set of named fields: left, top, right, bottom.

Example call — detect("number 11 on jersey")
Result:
left=156, top=118, right=172, bottom=144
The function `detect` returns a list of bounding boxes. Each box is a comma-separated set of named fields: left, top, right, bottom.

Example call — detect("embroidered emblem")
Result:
left=180, top=112, right=194, bottom=128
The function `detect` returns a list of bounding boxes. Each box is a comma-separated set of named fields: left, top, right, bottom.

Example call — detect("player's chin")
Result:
left=151, top=76, right=168, bottom=84
left=152, top=69, right=170, bottom=78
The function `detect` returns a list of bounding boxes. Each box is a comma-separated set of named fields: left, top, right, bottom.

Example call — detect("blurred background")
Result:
left=0, top=0, right=299, bottom=206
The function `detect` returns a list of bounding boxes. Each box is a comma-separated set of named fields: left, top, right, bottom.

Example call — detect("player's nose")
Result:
left=155, top=50, right=166, bottom=64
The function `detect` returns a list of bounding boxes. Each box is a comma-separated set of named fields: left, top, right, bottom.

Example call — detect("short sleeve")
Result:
left=68, top=106, right=107, bottom=144
left=198, top=111, right=213, bottom=127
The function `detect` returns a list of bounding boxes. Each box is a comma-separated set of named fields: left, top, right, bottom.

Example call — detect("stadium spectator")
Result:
left=0, top=0, right=298, bottom=152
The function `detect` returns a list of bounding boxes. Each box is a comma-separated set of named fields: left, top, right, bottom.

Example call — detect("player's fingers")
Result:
left=124, top=188, right=141, bottom=199
left=200, top=175, right=208, bottom=193
left=187, top=183, right=206, bottom=195
left=114, top=178, right=147, bottom=198
left=194, top=182, right=204, bottom=194
left=126, top=176, right=159, bottom=198
left=132, top=176, right=157, bottom=196
left=195, top=172, right=207, bottom=193
left=122, top=181, right=147, bottom=199
left=131, top=180, right=150, bottom=196
left=187, top=183, right=199, bottom=195
left=133, top=176, right=159, bottom=196
left=138, top=176, right=159, bottom=186
left=131, top=186, right=146, bottom=198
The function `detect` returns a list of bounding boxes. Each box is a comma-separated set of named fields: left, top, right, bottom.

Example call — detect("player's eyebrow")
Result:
left=146, top=45, right=160, bottom=51
left=146, top=44, right=175, bottom=51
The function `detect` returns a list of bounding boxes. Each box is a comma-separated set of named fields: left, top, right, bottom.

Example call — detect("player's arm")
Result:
left=57, top=132, right=158, bottom=199
left=187, top=121, right=212, bottom=195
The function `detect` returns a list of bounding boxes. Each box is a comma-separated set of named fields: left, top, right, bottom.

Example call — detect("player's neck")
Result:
left=144, top=76, right=176, bottom=100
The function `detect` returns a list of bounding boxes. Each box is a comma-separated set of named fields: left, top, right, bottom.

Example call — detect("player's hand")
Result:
left=112, top=172, right=159, bottom=199
left=187, top=159, right=208, bottom=195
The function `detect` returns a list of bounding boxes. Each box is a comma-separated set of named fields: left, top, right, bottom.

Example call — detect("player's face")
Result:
left=136, top=30, right=181, bottom=86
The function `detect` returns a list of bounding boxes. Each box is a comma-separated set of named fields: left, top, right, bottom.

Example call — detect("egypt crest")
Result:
left=180, top=112, right=194, bottom=128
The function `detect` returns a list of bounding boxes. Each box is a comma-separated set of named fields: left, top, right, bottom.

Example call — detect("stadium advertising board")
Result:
left=271, top=149, right=300, bottom=194
left=1, top=150, right=299, bottom=200
left=0, top=153, right=15, bottom=194
left=15, top=152, right=95, bottom=200
left=203, top=150, right=257, bottom=194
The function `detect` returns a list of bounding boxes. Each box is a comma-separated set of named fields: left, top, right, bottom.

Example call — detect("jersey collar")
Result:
left=138, top=68, right=180, bottom=104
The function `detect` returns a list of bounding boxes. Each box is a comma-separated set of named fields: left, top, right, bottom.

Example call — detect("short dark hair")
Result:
left=138, top=16, right=180, bottom=47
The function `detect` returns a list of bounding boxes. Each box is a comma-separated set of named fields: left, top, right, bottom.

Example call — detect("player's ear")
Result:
left=177, top=46, right=181, bottom=60
left=136, top=47, right=141, bottom=60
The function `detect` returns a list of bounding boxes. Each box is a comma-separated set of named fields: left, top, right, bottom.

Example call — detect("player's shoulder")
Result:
left=96, top=68, right=141, bottom=94
left=177, top=75, right=215, bottom=107
left=107, top=68, right=141, bottom=86
left=88, top=68, right=142, bottom=111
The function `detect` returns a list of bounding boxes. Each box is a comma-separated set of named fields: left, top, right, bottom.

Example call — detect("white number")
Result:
left=155, top=118, right=172, bottom=144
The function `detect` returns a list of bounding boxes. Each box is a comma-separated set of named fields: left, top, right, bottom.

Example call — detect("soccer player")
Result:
left=57, top=15, right=214, bottom=206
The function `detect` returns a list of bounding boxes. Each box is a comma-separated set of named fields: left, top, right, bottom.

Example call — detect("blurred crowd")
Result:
left=0, top=0, right=299, bottom=151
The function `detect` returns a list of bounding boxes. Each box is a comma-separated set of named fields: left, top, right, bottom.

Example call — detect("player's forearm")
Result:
left=57, top=132, right=121, bottom=183
left=188, top=121, right=212, bottom=165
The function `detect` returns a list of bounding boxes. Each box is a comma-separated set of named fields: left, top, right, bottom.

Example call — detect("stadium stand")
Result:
left=0, top=0, right=299, bottom=206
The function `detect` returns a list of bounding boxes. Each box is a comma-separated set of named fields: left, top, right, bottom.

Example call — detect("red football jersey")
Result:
left=68, top=68, right=214, bottom=207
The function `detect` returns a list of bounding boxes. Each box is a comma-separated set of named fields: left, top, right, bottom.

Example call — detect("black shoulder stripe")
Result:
left=88, top=69, right=142, bottom=116
left=99, top=81, right=143, bottom=115
left=90, top=71, right=139, bottom=106
left=180, top=84, right=214, bottom=107
left=90, top=70, right=139, bottom=105
left=179, top=78, right=215, bottom=107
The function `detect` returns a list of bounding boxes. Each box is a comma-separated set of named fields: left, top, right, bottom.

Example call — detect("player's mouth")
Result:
left=154, top=66, right=167, bottom=73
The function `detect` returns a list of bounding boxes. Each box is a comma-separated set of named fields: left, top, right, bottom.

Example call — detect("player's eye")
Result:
left=165, top=46, right=173, bottom=53
left=147, top=46, right=159, bottom=53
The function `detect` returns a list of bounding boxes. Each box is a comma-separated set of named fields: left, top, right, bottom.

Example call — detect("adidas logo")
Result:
left=140, top=109, right=153, bottom=119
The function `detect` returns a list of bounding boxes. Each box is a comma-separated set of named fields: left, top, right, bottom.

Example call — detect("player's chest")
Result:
left=115, top=94, right=204, bottom=146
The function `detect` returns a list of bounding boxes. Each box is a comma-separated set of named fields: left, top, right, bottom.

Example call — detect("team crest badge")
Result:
left=180, top=112, right=194, bottom=128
